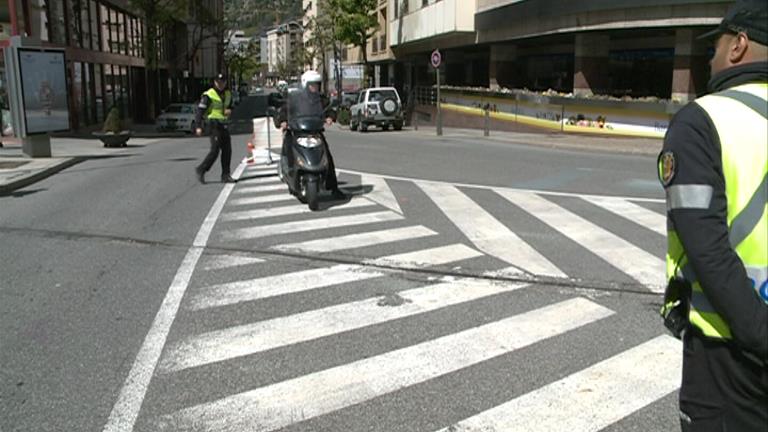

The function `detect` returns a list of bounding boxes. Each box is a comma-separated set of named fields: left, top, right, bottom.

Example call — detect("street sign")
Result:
left=431, top=49, right=441, bottom=68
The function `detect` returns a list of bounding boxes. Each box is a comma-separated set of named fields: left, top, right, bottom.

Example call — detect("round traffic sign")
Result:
left=431, top=49, right=441, bottom=68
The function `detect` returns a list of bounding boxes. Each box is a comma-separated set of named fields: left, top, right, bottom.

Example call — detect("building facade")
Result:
left=265, top=21, right=303, bottom=82
left=319, top=0, right=728, bottom=104
left=1, top=0, right=223, bottom=132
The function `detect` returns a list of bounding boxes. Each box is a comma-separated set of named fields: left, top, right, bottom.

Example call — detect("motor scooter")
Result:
left=277, top=116, right=329, bottom=211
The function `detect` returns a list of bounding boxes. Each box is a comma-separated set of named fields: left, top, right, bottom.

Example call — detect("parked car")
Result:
left=155, top=103, right=198, bottom=133
left=349, top=87, right=403, bottom=132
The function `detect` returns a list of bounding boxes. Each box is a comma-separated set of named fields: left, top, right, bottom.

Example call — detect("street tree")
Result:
left=332, top=0, right=379, bottom=86
left=304, top=0, right=341, bottom=93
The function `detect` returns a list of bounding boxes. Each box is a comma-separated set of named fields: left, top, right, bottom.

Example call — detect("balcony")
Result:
left=390, top=0, right=477, bottom=46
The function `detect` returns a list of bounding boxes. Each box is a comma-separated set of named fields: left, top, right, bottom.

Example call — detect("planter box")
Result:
left=93, top=131, right=131, bottom=148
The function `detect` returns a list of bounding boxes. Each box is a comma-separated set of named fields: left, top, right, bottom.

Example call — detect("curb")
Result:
left=0, top=157, right=81, bottom=195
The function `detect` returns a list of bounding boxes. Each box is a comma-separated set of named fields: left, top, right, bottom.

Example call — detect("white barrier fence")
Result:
left=249, top=117, right=282, bottom=165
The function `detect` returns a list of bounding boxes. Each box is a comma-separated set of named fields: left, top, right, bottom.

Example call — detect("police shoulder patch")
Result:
left=658, top=151, right=677, bottom=187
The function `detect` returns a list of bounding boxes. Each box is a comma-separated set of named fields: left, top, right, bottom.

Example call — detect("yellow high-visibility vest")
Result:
left=204, top=88, right=231, bottom=121
left=665, top=82, right=768, bottom=340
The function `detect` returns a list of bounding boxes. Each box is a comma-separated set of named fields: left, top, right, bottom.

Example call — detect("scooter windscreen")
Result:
left=289, top=116, right=325, bottom=132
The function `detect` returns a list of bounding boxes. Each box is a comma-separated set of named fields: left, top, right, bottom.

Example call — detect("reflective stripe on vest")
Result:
left=204, top=88, right=231, bottom=121
left=666, top=82, right=768, bottom=340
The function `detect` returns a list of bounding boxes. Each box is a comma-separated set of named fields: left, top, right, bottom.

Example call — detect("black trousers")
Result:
left=679, top=328, right=768, bottom=431
left=281, top=133, right=338, bottom=190
left=198, top=122, right=231, bottom=177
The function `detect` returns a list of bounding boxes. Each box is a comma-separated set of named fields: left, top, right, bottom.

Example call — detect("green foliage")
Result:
left=224, top=0, right=301, bottom=33
left=102, top=107, right=123, bottom=133
left=333, top=0, right=379, bottom=47
left=336, top=106, right=351, bottom=125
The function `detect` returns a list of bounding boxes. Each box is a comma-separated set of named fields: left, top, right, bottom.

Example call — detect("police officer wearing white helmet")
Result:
left=276, top=70, right=343, bottom=197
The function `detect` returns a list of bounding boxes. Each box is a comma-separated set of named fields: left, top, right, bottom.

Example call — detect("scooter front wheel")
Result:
left=307, top=180, right=319, bottom=211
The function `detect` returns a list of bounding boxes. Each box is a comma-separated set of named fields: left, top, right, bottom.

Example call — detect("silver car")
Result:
left=350, top=87, right=403, bottom=132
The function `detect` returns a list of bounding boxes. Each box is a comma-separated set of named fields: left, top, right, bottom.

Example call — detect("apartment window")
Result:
left=372, top=37, right=378, bottom=53
left=422, top=0, right=429, bottom=7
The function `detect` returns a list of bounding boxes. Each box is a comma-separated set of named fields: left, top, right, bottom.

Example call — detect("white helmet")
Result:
left=301, top=70, right=322, bottom=89
left=277, top=80, right=288, bottom=91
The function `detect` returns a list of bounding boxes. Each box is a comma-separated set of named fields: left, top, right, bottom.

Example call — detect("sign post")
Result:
left=431, top=49, right=442, bottom=136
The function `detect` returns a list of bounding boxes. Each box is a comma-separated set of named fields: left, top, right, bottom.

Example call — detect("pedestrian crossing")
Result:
left=136, top=164, right=679, bottom=432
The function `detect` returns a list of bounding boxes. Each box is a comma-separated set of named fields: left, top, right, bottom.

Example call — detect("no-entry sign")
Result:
left=431, top=49, right=441, bottom=68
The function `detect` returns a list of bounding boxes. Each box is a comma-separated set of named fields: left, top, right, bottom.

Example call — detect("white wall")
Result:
left=390, top=0, right=477, bottom=46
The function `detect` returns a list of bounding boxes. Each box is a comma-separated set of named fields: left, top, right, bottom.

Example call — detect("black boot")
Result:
left=221, top=174, right=237, bottom=183
left=195, top=166, right=205, bottom=184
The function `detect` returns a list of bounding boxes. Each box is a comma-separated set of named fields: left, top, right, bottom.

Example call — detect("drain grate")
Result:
left=0, top=161, right=31, bottom=169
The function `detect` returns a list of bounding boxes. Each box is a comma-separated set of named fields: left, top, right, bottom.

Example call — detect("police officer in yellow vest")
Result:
left=195, top=73, right=236, bottom=184
left=658, top=1, right=767, bottom=430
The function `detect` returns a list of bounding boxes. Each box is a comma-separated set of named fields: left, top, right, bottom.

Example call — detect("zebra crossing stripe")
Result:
left=360, top=174, right=403, bottom=214
left=222, top=211, right=403, bottom=240
left=583, top=195, right=666, bottom=236
left=221, top=199, right=375, bottom=222
left=417, top=182, right=566, bottom=278
left=435, top=335, right=681, bottom=432
left=234, top=183, right=286, bottom=194
left=188, top=244, right=481, bottom=310
left=366, top=243, right=481, bottom=268
left=274, top=225, right=438, bottom=253
left=228, top=193, right=293, bottom=206
left=497, top=189, right=666, bottom=290
left=161, top=278, right=529, bottom=373
left=154, top=298, right=613, bottom=432
left=203, top=255, right=264, bottom=270
left=189, top=264, right=383, bottom=311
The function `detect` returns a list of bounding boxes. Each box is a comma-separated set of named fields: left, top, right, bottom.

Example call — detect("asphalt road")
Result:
left=0, top=125, right=678, bottom=432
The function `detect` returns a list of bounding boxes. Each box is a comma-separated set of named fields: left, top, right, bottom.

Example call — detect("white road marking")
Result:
left=418, top=182, right=566, bottom=278
left=360, top=174, right=403, bottom=215
left=583, top=195, right=666, bottom=235
left=340, top=168, right=665, bottom=203
left=222, top=211, right=403, bottom=240
left=203, top=255, right=264, bottom=271
left=189, top=244, right=481, bottom=310
left=497, top=189, right=666, bottom=291
left=155, top=298, right=614, bottom=432
left=161, top=278, right=528, bottom=372
left=435, top=335, right=681, bottom=432
left=221, top=199, right=375, bottom=222
left=228, top=193, right=293, bottom=206
left=102, top=162, right=246, bottom=432
left=234, top=183, right=286, bottom=194
left=273, top=225, right=438, bottom=253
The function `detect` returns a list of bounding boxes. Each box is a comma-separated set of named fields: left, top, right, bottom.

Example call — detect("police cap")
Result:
left=699, top=0, right=768, bottom=45
left=214, top=73, right=227, bottom=82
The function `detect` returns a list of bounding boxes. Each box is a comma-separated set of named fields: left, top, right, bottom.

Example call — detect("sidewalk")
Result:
left=0, top=136, right=163, bottom=194
left=404, top=126, right=663, bottom=156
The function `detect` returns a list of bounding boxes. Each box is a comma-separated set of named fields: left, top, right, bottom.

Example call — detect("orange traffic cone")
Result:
left=245, top=141, right=255, bottom=165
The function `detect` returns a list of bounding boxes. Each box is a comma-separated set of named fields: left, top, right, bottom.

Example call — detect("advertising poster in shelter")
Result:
left=18, top=49, right=69, bottom=134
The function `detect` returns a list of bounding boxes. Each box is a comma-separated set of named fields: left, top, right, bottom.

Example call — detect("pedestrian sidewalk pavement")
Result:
left=0, top=125, right=663, bottom=195
left=402, top=126, right=663, bottom=156
left=0, top=136, right=165, bottom=194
